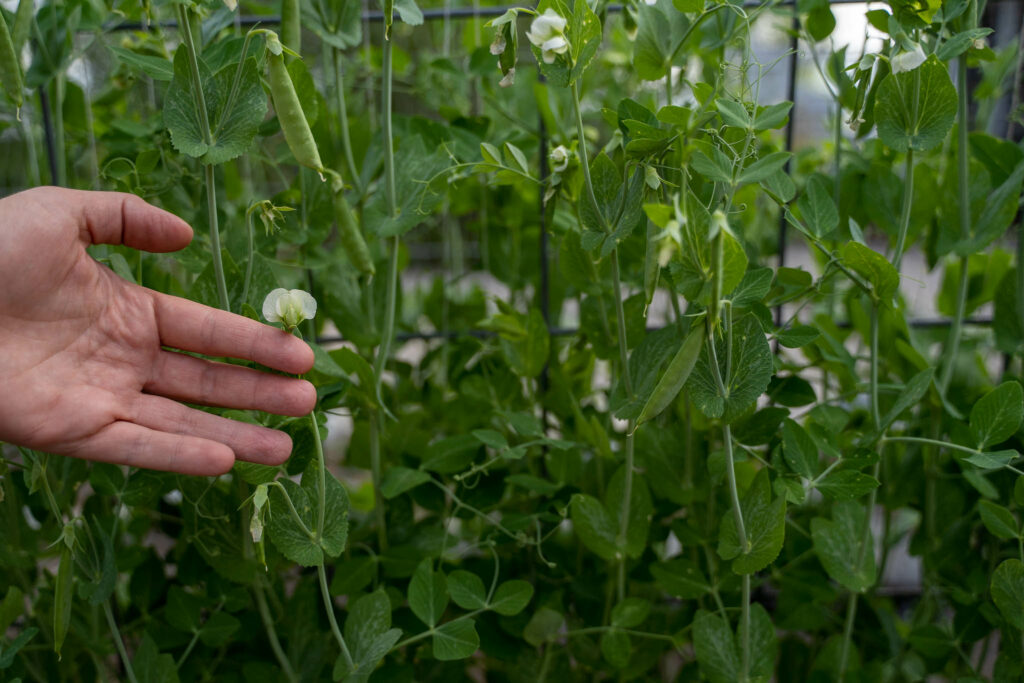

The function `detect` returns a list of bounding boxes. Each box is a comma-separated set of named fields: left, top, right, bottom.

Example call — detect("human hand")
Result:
left=0, top=187, right=316, bottom=476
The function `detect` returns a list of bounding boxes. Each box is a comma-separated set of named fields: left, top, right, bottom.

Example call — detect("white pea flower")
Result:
left=263, top=288, right=317, bottom=330
left=527, top=9, right=570, bottom=64
left=223, top=0, right=237, bottom=9
left=891, top=43, right=926, bottom=74
left=550, top=145, right=571, bottom=173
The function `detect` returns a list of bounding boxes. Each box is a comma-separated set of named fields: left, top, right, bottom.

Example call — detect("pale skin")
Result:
left=0, top=187, right=317, bottom=476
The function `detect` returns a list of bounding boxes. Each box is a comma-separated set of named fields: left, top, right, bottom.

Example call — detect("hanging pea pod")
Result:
left=335, top=192, right=375, bottom=276
left=266, top=34, right=324, bottom=175
left=0, top=10, right=24, bottom=114
left=280, top=0, right=301, bottom=59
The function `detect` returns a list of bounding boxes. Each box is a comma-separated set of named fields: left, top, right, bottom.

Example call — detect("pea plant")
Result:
left=2, top=0, right=1024, bottom=679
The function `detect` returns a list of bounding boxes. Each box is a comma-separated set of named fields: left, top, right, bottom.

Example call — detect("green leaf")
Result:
left=875, top=368, right=934, bottom=437
left=489, top=580, right=534, bottom=616
left=990, top=559, right=1024, bottom=630
left=874, top=57, right=957, bottom=152
left=570, top=493, right=618, bottom=560
left=749, top=603, right=778, bottom=679
left=753, top=101, right=793, bottom=131
left=936, top=27, right=993, bottom=61
left=0, top=627, right=38, bottom=670
left=633, top=0, right=690, bottom=80
left=650, top=558, right=712, bottom=599
left=963, top=450, right=1020, bottom=470
left=393, top=0, right=424, bottom=25
left=978, top=501, right=1019, bottom=540
left=166, top=586, right=203, bottom=633
left=970, top=382, right=1023, bottom=449
left=267, top=479, right=319, bottom=567
left=777, top=324, right=820, bottom=349
left=782, top=419, right=819, bottom=479
left=600, top=629, right=632, bottom=669
left=164, top=51, right=267, bottom=164
left=692, top=610, right=739, bottom=683
left=690, top=148, right=733, bottom=184
left=380, top=466, right=431, bottom=499
left=432, top=619, right=479, bottom=660
left=132, top=633, right=180, bottom=683
left=716, top=98, right=749, bottom=128
left=337, top=589, right=401, bottom=682
left=199, top=612, right=240, bottom=647
left=606, top=467, right=653, bottom=559
left=718, top=470, right=786, bottom=574
left=812, top=501, right=876, bottom=592
left=310, top=460, right=350, bottom=559
left=815, top=470, right=880, bottom=501
left=636, top=326, right=703, bottom=425
left=471, top=429, right=508, bottom=450
left=408, top=560, right=448, bottom=627
left=0, top=586, right=24, bottom=634
left=523, top=607, right=564, bottom=646
left=447, top=571, right=487, bottom=610
left=736, top=152, right=792, bottom=186
left=840, top=241, right=899, bottom=302
left=611, top=598, right=650, bottom=628
left=688, top=315, right=773, bottom=424
left=109, top=46, right=173, bottom=81
left=797, top=175, right=838, bottom=238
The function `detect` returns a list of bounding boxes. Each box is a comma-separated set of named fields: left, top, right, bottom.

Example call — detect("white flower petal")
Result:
left=891, top=44, right=926, bottom=74
left=262, top=288, right=288, bottom=323
left=542, top=36, right=569, bottom=55
left=294, top=289, right=318, bottom=320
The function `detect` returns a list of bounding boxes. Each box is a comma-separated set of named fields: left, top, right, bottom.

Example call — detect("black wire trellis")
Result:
left=40, top=1, right=1006, bottom=349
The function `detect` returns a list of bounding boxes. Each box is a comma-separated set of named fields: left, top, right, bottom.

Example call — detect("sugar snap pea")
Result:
left=335, top=192, right=375, bottom=276
left=636, top=325, right=704, bottom=426
left=267, top=51, right=324, bottom=174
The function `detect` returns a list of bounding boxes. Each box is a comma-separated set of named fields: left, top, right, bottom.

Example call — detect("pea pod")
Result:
left=53, top=542, right=73, bottom=658
left=635, top=325, right=703, bottom=426
left=0, top=11, right=23, bottom=112
left=267, top=51, right=323, bottom=174
left=280, top=0, right=301, bottom=58
left=335, top=193, right=375, bottom=276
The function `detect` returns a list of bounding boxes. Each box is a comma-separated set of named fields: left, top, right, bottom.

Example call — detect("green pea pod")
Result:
left=280, top=0, right=301, bottom=58
left=53, top=543, right=73, bottom=658
left=12, top=0, right=33, bottom=53
left=0, top=11, right=24, bottom=112
left=268, top=52, right=323, bottom=174
left=335, top=193, right=375, bottom=276
left=635, top=326, right=704, bottom=426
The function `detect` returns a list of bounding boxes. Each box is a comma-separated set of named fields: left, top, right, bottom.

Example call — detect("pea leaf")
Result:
left=432, top=619, right=479, bottom=660
left=570, top=493, right=618, bottom=560
left=978, top=501, right=1019, bottom=540
left=267, top=479, right=319, bottom=566
left=782, top=419, right=819, bottom=479
left=109, top=46, right=173, bottom=81
left=447, top=571, right=487, bottom=610
left=380, top=466, right=431, bottom=499
left=797, top=174, right=838, bottom=238
left=840, top=241, right=899, bottom=302
left=990, top=559, right=1024, bottom=630
left=736, top=152, right=792, bottom=186
left=633, top=0, right=690, bottom=80
left=635, top=326, right=703, bottom=425
left=600, top=629, right=632, bottom=669
left=650, top=558, right=712, bottom=599
left=688, top=315, right=773, bottom=424
left=164, top=51, right=267, bottom=165
left=970, top=382, right=1023, bottom=449
left=718, top=470, right=786, bottom=574
left=749, top=603, right=778, bottom=678
left=874, top=57, right=957, bottom=152
left=606, top=467, right=654, bottom=559
left=962, top=450, right=1020, bottom=470
left=692, top=610, right=739, bottom=683
left=489, top=580, right=534, bottom=616
left=812, top=501, right=876, bottom=593
left=336, top=588, right=402, bottom=683
left=814, top=470, right=880, bottom=501
left=408, top=559, right=448, bottom=627
left=611, top=598, right=650, bottom=629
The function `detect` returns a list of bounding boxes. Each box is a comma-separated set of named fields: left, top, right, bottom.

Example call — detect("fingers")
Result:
left=57, top=187, right=194, bottom=253
left=131, top=394, right=294, bottom=467
left=146, top=350, right=317, bottom=417
left=69, top=421, right=235, bottom=476
left=152, top=292, right=315, bottom=375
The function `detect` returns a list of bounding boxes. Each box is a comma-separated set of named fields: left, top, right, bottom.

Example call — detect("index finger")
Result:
left=152, top=292, right=315, bottom=374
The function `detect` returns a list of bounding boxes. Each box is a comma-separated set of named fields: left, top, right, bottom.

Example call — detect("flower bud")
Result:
left=549, top=145, right=571, bottom=173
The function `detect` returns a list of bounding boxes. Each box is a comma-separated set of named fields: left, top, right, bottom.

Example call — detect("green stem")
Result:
left=242, top=209, right=254, bottom=307
left=332, top=48, right=361, bottom=193
left=311, top=412, right=326, bottom=542
left=177, top=4, right=228, bottom=311
left=891, top=149, right=915, bottom=273
left=253, top=582, right=299, bottom=683
left=381, top=39, right=397, bottom=217
left=102, top=601, right=138, bottom=683
left=369, top=412, right=388, bottom=550
left=175, top=630, right=201, bottom=669
left=740, top=573, right=750, bottom=681
left=318, top=563, right=355, bottom=670
left=939, top=50, right=973, bottom=393
left=570, top=80, right=606, bottom=233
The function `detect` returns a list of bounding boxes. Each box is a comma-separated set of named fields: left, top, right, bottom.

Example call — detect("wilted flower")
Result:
left=550, top=145, right=571, bottom=173
left=891, top=43, right=926, bottom=74
left=499, top=67, right=516, bottom=88
left=490, top=32, right=506, bottom=56
left=263, top=288, right=317, bottom=330
left=972, top=37, right=988, bottom=51
left=527, top=9, right=570, bottom=64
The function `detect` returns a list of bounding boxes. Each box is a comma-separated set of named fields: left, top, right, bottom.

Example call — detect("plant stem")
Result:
left=102, top=601, right=138, bottom=683
left=242, top=209, right=254, bottom=307
left=253, top=582, right=299, bottom=683
left=740, top=573, right=751, bottom=680
left=369, top=412, right=387, bottom=550
left=332, top=48, right=361, bottom=193
left=891, top=150, right=915, bottom=273
left=177, top=4, right=228, bottom=311
left=570, top=80, right=605, bottom=232
left=318, top=563, right=355, bottom=670
left=311, top=412, right=326, bottom=542
left=939, top=51, right=973, bottom=394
